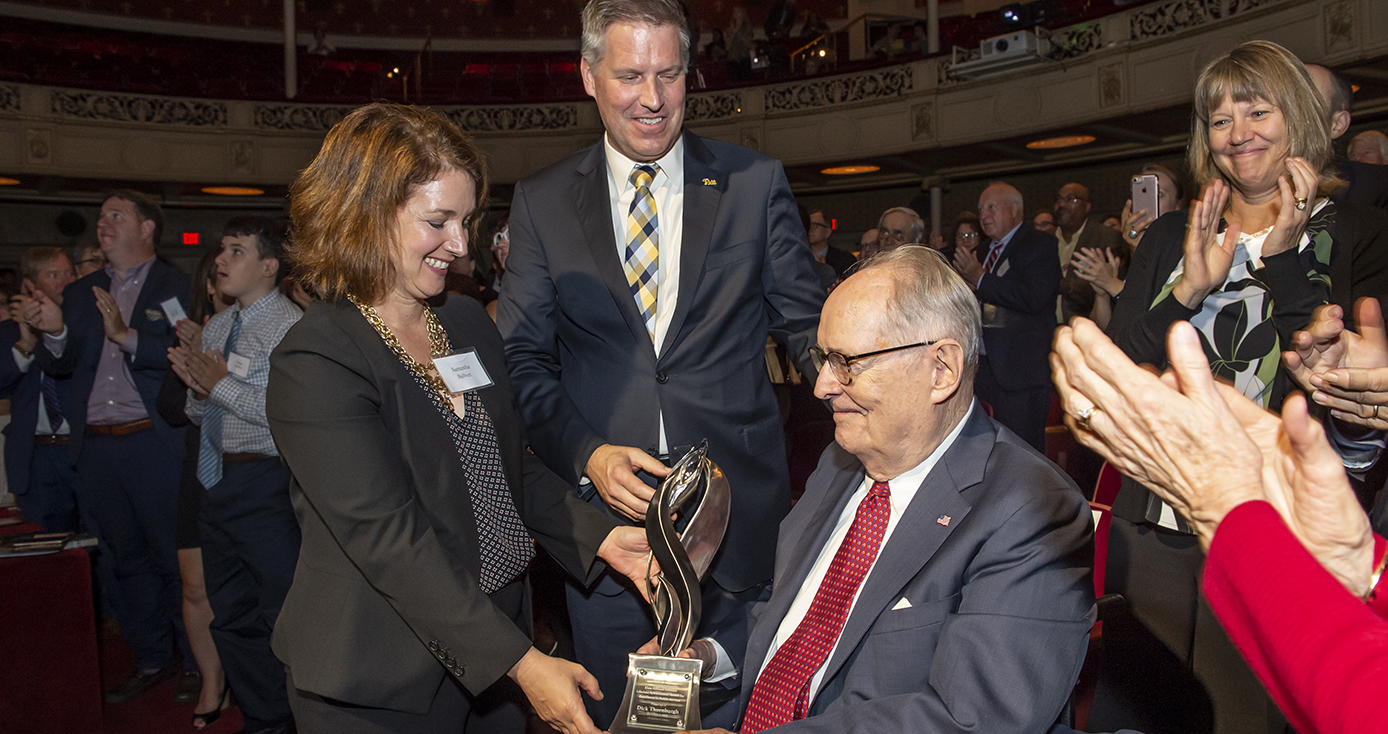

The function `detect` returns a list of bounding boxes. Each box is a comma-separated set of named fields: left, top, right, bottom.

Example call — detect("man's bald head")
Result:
left=977, top=183, right=1024, bottom=241
left=1306, top=63, right=1353, bottom=139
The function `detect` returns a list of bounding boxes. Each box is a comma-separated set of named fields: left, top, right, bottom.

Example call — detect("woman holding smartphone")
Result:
left=1071, top=162, right=1184, bottom=328
left=1089, top=40, right=1388, bottom=734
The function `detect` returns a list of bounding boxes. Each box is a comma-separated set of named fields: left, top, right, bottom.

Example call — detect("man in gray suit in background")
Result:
left=682, top=246, right=1094, bottom=733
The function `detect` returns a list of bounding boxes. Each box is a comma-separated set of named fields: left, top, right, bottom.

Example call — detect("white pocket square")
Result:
left=891, top=597, right=912, bottom=611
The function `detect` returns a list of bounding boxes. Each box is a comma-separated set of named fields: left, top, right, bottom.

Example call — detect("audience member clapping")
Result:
left=940, top=211, right=984, bottom=264
left=1053, top=317, right=1387, bottom=734
left=1092, top=39, right=1388, bottom=734
left=1072, top=164, right=1181, bottom=328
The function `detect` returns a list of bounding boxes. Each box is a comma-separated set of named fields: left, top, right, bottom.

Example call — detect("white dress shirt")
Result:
left=602, top=134, right=686, bottom=455
left=707, top=404, right=976, bottom=699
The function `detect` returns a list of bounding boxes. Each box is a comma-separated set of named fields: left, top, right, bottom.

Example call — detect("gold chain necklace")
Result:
left=347, top=295, right=454, bottom=403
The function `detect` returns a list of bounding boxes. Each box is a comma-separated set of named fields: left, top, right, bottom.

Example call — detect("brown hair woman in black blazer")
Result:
left=267, top=102, right=653, bottom=734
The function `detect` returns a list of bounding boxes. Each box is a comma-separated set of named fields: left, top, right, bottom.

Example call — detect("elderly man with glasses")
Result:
left=808, top=208, right=856, bottom=280
left=874, top=207, right=924, bottom=253
left=673, top=246, right=1094, bottom=734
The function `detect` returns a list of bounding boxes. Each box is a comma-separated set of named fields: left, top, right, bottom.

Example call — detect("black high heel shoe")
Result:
left=192, top=684, right=231, bottom=730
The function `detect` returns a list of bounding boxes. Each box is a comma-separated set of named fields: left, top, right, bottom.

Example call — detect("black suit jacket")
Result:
left=1336, top=159, right=1388, bottom=210
left=824, top=245, right=857, bottom=280
left=33, top=262, right=189, bottom=460
left=974, top=225, right=1061, bottom=390
left=0, top=321, right=70, bottom=496
left=267, top=297, right=618, bottom=715
left=498, top=130, right=826, bottom=591
left=720, top=406, right=1094, bottom=732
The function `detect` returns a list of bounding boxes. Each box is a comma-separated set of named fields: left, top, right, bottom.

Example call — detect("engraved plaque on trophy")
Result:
left=611, top=441, right=730, bottom=733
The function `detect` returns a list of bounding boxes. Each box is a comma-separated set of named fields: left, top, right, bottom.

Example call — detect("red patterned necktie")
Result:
left=981, top=240, right=1004, bottom=273
left=742, top=481, right=892, bottom=733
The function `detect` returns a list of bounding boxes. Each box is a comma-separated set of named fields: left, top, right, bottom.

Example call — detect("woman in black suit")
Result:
left=266, top=102, right=651, bottom=734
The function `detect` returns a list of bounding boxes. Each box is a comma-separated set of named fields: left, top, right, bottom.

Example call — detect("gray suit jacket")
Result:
left=732, top=404, right=1095, bottom=732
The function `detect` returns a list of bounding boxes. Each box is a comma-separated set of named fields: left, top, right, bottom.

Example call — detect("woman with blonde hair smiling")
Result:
left=1095, top=40, right=1388, bottom=734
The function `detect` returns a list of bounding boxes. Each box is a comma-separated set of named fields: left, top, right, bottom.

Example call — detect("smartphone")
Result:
left=1131, top=174, right=1161, bottom=218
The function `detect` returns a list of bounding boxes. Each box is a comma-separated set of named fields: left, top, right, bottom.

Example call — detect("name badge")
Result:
left=160, top=297, right=187, bottom=325
left=434, top=348, right=495, bottom=394
left=226, top=352, right=251, bottom=379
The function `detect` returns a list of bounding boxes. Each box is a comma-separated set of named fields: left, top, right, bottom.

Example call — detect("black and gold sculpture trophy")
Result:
left=610, top=441, right=731, bottom=733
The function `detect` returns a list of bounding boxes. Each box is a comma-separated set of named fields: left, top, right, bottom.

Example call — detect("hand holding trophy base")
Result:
left=610, top=441, right=730, bottom=733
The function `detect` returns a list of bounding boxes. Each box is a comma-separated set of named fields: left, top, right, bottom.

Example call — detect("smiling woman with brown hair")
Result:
left=266, top=102, right=653, bottom=734
left=1095, top=40, right=1388, bottom=734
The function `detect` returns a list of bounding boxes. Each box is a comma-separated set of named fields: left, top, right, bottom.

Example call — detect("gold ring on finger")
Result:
left=1295, top=197, right=1308, bottom=211
left=1077, top=405, right=1099, bottom=431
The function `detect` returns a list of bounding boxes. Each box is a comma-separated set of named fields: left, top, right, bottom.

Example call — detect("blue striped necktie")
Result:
left=197, top=311, right=241, bottom=488
left=40, top=374, right=63, bottom=432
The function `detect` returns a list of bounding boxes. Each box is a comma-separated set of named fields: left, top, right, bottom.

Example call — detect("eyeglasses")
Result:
left=810, top=340, right=939, bottom=386
left=956, top=232, right=979, bottom=240
left=809, top=221, right=832, bottom=231
left=1054, top=194, right=1088, bottom=205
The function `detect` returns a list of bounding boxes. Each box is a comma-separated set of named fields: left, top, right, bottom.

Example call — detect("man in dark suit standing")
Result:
left=953, top=182, right=1061, bottom=452
left=1, top=248, right=79, bottom=531
left=497, top=0, right=826, bottom=722
left=678, top=247, right=1094, bottom=733
left=1053, top=182, right=1124, bottom=324
left=25, top=190, right=193, bottom=703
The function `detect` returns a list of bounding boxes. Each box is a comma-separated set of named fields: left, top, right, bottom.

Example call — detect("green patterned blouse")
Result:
left=1153, top=199, right=1334, bottom=407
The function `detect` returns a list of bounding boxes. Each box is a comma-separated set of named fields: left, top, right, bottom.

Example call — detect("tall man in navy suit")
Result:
left=25, top=190, right=193, bottom=703
left=954, top=182, right=1061, bottom=451
left=677, top=247, right=1094, bottom=733
left=497, top=0, right=826, bottom=722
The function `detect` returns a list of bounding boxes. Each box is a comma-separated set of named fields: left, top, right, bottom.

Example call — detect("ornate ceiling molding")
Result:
left=252, top=104, right=356, bottom=132
left=250, top=101, right=581, bottom=132
left=443, top=105, right=579, bottom=133
left=50, top=89, right=226, bottom=126
left=685, top=92, right=742, bottom=123
left=764, top=67, right=913, bottom=115
left=1130, top=0, right=1283, bottom=41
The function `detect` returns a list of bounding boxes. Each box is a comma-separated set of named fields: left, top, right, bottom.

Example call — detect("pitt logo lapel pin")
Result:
left=702, top=178, right=717, bottom=186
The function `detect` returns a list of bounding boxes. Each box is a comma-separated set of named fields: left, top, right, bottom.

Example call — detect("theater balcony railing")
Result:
left=0, top=0, right=1380, bottom=189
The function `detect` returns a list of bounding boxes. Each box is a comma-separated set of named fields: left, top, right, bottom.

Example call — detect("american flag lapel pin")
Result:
left=936, top=514, right=952, bottom=527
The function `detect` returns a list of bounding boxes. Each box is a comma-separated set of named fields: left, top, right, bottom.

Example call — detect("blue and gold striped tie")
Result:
left=625, top=164, right=660, bottom=341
